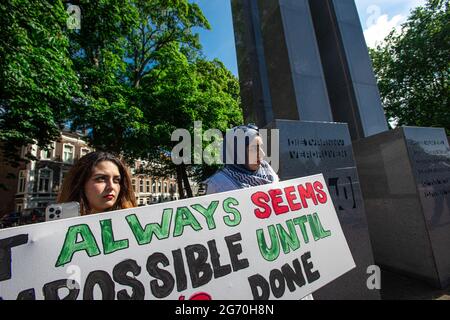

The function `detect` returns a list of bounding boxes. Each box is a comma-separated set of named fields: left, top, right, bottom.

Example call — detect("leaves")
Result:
left=0, top=0, right=243, bottom=197
left=370, top=0, right=449, bottom=133
left=0, top=0, right=82, bottom=163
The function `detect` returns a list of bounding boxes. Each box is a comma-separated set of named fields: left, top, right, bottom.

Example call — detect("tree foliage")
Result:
left=369, top=0, right=449, bottom=133
left=0, top=0, right=243, bottom=198
left=0, top=0, right=81, bottom=162
left=67, top=0, right=213, bottom=157
left=137, top=48, right=243, bottom=197
left=67, top=0, right=146, bottom=155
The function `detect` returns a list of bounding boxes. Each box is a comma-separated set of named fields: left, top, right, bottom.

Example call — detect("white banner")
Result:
left=0, top=174, right=355, bottom=300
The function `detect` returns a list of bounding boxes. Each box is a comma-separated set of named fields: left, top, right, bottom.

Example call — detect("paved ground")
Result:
left=380, top=269, right=450, bottom=300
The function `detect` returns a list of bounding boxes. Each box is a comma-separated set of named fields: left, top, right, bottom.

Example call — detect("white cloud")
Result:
left=356, top=0, right=427, bottom=23
left=363, top=14, right=405, bottom=48
left=356, top=0, right=427, bottom=47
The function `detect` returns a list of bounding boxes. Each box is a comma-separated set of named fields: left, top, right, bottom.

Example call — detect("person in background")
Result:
left=204, top=124, right=279, bottom=194
left=203, top=124, right=314, bottom=300
left=57, top=151, right=136, bottom=215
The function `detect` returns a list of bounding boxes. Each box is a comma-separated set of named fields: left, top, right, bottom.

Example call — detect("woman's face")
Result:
left=246, top=136, right=265, bottom=171
left=84, top=161, right=121, bottom=214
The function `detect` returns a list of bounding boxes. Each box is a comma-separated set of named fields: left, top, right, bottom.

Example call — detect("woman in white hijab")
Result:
left=203, top=124, right=314, bottom=301
left=204, top=124, right=279, bottom=194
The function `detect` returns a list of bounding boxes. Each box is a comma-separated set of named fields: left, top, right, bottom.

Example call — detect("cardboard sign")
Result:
left=0, top=174, right=355, bottom=300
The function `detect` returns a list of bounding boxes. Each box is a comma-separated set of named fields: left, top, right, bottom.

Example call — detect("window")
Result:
left=38, top=169, right=52, bottom=193
left=158, top=181, right=162, bottom=193
left=17, top=171, right=26, bottom=193
left=63, top=144, right=74, bottom=163
left=139, top=179, right=143, bottom=193
left=80, top=148, right=90, bottom=158
left=40, top=142, right=55, bottom=160
left=132, top=179, right=136, bottom=192
left=164, top=182, right=168, bottom=194
left=41, top=149, right=52, bottom=160
left=16, top=204, right=23, bottom=213
left=21, top=145, right=36, bottom=158
left=146, top=180, right=150, bottom=193
left=152, top=181, right=156, bottom=193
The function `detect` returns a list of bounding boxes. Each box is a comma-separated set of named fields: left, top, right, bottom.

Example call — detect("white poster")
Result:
left=0, top=174, right=355, bottom=300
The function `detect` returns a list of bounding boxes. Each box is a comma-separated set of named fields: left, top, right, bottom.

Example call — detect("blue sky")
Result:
left=193, top=0, right=427, bottom=77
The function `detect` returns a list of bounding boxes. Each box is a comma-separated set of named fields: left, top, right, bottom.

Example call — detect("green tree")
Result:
left=0, top=0, right=81, bottom=163
left=68, top=0, right=210, bottom=157
left=136, top=48, right=243, bottom=198
left=67, top=0, right=147, bottom=155
left=126, top=0, right=210, bottom=88
left=68, top=0, right=242, bottom=198
left=369, top=0, right=449, bottom=133
left=0, top=0, right=242, bottom=199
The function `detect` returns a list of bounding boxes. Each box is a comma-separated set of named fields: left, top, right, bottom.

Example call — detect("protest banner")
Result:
left=0, top=174, right=355, bottom=300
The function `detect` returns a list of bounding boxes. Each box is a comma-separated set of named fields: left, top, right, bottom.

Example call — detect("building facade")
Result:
left=0, top=131, right=181, bottom=225
left=130, top=160, right=180, bottom=205
left=0, top=131, right=93, bottom=222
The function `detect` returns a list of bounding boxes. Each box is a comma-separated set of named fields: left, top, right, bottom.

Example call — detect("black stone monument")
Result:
left=231, top=0, right=450, bottom=297
left=231, top=0, right=388, bottom=140
left=353, top=127, right=450, bottom=288
left=266, top=120, right=380, bottom=299
left=231, top=0, right=383, bottom=299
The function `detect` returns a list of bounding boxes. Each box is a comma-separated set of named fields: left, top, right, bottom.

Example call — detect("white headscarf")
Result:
left=221, top=125, right=276, bottom=188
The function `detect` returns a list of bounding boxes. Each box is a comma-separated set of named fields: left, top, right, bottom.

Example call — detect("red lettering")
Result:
left=251, top=192, right=272, bottom=219
left=313, top=181, right=328, bottom=204
left=297, top=183, right=318, bottom=208
left=252, top=181, right=326, bottom=219
left=284, top=186, right=302, bottom=211
left=268, top=189, right=289, bottom=215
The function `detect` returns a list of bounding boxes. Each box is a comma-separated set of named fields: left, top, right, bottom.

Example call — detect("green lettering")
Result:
left=293, top=215, right=310, bottom=244
left=191, top=201, right=219, bottom=230
left=55, top=225, right=100, bottom=267
left=100, top=219, right=129, bottom=255
left=313, top=213, right=332, bottom=238
left=276, top=220, right=300, bottom=254
left=173, top=207, right=202, bottom=237
left=126, top=210, right=172, bottom=245
left=223, top=197, right=242, bottom=227
left=256, top=225, right=280, bottom=261
left=307, top=214, right=321, bottom=241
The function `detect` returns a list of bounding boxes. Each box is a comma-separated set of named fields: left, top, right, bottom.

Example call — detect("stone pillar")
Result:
left=231, top=0, right=333, bottom=128
left=353, top=127, right=450, bottom=288
left=266, top=120, right=380, bottom=299
left=308, top=0, right=388, bottom=140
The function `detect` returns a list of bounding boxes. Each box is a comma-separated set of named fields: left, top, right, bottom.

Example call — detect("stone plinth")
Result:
left=266, top=119, right=380, bottom=299
left=353, top=127, right=450, bottom=288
